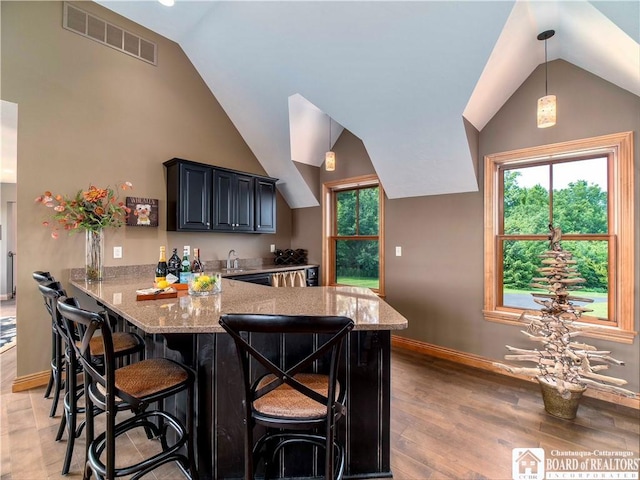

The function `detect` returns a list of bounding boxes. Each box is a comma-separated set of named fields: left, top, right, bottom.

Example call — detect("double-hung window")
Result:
left=322, top=174, right=385, bottom=295
left=483, top=132, right=635, bottom=342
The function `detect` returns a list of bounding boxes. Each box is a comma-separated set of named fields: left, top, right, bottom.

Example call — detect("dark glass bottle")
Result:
left=192, top=248, right=204, bottom=277
left=155, top=246, right=168, bottom=284
left=168, top=248, right=181, bottom=282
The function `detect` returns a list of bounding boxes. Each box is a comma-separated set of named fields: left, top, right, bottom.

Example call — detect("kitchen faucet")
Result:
left=227, top=249, right=239, bottom=269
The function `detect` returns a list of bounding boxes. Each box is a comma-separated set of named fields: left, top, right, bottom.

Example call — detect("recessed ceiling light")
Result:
left=158, top=0, right=175, bottom=6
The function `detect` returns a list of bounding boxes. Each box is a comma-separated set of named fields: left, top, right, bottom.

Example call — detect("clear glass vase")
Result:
left=85, top=229, right=104, bottom=282
left=188, top=273, right=222, bottom=296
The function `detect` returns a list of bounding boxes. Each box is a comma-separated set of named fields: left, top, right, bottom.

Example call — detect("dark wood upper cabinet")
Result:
left=255, top=178, right=277, bottom=233
left=164, top=158, right=277, bottom=234
left=212, top=170, right=254, bottom=232
left=165, top=160, right=213, bottom=231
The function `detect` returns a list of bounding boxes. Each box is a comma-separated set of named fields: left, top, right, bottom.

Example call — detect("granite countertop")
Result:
left=69, top=275, right=408, bottom=334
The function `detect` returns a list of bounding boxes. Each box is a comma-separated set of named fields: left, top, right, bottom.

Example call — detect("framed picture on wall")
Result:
left=126, top=197, right=159, bottom=227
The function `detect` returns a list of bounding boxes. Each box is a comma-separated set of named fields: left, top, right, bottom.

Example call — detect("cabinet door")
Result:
left=305, top=266, right=319, bottom=286
left=213, top=170, right=234, bottom=231
left=179, top=163, right=212, bottom=230
left=213, top=170, right=254, bottom=232
left=226, top=272, right=272, bottom=285
left=255, top=179, right=276, bottom=233
left=233, top=174, right=254, bottom=232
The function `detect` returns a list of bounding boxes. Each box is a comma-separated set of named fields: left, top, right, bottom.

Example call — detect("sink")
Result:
left=221, top=268, right=245, bottom=273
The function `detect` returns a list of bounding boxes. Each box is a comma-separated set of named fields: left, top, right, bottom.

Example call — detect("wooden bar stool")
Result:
left=38, top=283, right=145, bottom=475
left=219, top=314, right=354, bottom=480
left=32, top=271, right=63, bottom=416
left=57, top=296, right=198, bottom=480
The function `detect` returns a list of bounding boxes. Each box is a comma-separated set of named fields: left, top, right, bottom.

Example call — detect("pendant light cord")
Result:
left=544, top=37, right=548, bottom=96
left=537, top=30, right=555, bottom=96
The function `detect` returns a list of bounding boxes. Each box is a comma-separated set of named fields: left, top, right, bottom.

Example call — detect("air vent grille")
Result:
left=63, top=2, right=157, bottom=66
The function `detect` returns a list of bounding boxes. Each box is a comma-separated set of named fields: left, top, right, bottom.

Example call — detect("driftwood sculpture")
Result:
left=496, top=225, right=636, bottom=400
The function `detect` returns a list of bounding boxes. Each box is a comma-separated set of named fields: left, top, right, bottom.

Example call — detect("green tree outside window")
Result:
left=335, top=186, right=380, bottom=289
left=501, top=158, right=609, bottom=319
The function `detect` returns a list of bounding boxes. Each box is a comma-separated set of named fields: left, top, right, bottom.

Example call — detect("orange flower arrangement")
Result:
left=35, top=182, right=133, bottom=238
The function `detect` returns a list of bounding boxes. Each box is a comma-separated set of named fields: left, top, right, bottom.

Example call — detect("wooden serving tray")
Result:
left=153, top=283, right=188, bottom=291
left=136, top=291, right=178, bottom=301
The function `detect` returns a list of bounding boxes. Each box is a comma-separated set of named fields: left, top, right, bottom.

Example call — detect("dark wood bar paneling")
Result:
left=133, top=329, right=392, bottom=480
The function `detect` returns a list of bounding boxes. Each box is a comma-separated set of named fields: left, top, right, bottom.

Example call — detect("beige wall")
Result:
left=292, top=60, right=640, bottom=391
left=478, top=60, right=639, bottom=390
left=3, top=1, right=638, bottom=392
left=293, top=161, right=321, bottom=204
left=1, top=1, right=292, bottom=376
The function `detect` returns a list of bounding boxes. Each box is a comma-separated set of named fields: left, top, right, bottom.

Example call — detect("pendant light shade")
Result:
left=537, top=94, right=557, bottom=128
left=537, top=30, right=556, bottom=129
left=325, top=115, right=336, bottom=171
left=158, top=0, right=175, bottom=6
left=325, top=151, right=336, bottom=171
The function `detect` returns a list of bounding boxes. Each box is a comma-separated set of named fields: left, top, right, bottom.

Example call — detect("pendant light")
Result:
left=325, top=115, right=336, bottom=171
left=537, top=29, right=556, bottom=128
left=158, top=0, right=175, bottom=6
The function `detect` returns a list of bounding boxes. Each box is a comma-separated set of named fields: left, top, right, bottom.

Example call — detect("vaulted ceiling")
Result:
left=95, top=0, right=639, bottom=208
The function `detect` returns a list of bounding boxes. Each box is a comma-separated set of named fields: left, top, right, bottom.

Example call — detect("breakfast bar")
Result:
left=70, top=275, right=408, bottom=480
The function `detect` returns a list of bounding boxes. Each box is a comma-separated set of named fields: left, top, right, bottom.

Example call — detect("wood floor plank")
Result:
left=1, top=343, right=638, bottom=479
left=389, top=348, right=639, bottom=480
left=0, top=404, right=12, bottom=479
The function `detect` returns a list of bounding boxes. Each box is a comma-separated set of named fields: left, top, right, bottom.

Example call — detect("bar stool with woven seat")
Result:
left=219, top=314, right=354, bottom=480
left=32, top=270, right=63, bottom=415
left=57, top=296, right=198, bottom=480
left=38, top=282, right=146, bottom=475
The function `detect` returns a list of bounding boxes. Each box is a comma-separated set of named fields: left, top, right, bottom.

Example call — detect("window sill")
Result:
left=483, top=309, right=637, bottom=344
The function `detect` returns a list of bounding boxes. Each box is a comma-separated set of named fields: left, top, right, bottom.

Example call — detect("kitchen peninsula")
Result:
left=70, top=274, right=407, bottom=480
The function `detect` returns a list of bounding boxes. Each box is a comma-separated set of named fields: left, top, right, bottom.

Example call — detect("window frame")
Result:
left=483, top=132, right=635, bottom=343
left=322, top=174, right=385, bottom=296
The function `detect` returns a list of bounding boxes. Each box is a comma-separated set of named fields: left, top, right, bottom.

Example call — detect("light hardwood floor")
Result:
left=0, top=344, right=184, bottom=480
left=389, top=349, right=638, bottom=479
left=1, top=345, right=638, bottom=479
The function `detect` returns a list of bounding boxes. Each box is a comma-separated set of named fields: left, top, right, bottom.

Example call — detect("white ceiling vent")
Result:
left=63, top=3, right=156, bottom=66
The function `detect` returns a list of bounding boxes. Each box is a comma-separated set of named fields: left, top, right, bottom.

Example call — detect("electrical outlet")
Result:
left=270, top=244, right=276, bottom=253
left=113, top=246, right=122, bottom=259
left=395, top=246, right=402, bottom=256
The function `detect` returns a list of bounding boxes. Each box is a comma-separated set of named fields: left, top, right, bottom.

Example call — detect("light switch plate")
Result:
left=270, top=244, right=276, bottom=253
left=395, top=246, right=402, bottom=256
left=113, top=246, right=122, bottom=259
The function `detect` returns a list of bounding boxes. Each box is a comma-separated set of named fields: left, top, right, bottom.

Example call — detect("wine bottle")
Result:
left=179, top=247, right=192, bottom=284
left=155, top=246, right=168, bottom=284
left=192, top=248, right=203, bottom=277
left=168, top=248, right=181, bottom=282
